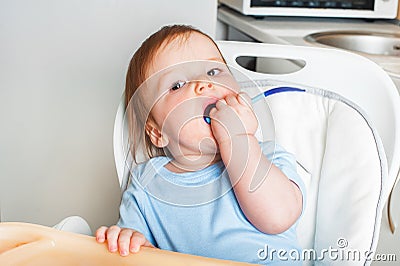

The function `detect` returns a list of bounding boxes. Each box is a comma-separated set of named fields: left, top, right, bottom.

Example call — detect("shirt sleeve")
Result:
left=260, top=141, right=307, bottom=216
left=117, top=176, right=157, bottom=247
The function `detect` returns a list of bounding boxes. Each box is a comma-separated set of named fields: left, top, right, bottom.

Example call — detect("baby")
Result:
left=96, top=25, right=305, bottom=264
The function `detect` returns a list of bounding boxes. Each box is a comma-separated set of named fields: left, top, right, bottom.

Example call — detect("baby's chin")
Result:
left=173, top=117, right=218, bottom=149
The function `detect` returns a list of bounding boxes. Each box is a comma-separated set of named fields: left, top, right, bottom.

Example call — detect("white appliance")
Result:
left=219, top=0, right=398, bottom=19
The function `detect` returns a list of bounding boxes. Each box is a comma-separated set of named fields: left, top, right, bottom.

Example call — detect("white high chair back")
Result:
left=113, top=41, right=400, bottom=265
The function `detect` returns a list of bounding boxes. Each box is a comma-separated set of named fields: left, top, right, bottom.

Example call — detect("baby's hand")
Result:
left=96, top=225, right=155, bottom=256
left=209, top=92, right=258, bottom=144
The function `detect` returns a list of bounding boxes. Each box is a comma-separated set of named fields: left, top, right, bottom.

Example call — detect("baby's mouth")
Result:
left=203, top=103, right=217, bottom=124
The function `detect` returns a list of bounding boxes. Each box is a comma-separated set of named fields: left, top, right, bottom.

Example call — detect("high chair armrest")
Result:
left=53, top=216, right=92, bottom=236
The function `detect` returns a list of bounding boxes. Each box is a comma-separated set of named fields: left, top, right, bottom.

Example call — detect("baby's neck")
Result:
left=165, top=154, right=222, bottom=173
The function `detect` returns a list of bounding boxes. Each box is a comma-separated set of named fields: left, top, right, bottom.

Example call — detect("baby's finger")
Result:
left=106, top=225, right=122, bottom=253
left=209, top=106, right=217, bottom=118
left=95, top=226, right=108, bottom=243
left=118, top=229, right=135, bottom=256
left=225, top=94, right=239, bottom=107
left=215, top=98, right=227, bottom=110
left=129, top=231, right=152, bottom=253
left=237, top=92, right=252, bottom=107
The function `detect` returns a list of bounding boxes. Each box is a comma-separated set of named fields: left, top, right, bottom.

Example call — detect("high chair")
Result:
left=112, top=41, right=400, bottom=265
left=34, top=41, right=400, bottom=265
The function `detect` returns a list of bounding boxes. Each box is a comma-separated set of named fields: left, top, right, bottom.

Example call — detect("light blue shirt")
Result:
left=118, top=141, right=305, bottom=265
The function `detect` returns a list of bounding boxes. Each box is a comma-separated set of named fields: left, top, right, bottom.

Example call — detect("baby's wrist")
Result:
left=217, top=133, right=257, bottom=147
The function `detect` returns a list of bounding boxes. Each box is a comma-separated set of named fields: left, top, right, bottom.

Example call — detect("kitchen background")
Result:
left=0, top=0, right=399, bottom=264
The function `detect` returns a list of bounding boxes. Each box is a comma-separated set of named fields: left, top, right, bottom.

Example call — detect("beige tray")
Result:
left=0, top=222, right=255, bottom=265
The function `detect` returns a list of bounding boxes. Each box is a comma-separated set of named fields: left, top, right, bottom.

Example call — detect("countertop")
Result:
left=218, top=5, right=400, bottom=39
left=218, top=5, right=400, bottom=72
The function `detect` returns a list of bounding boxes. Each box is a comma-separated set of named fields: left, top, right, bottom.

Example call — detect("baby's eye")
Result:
left=207, top=68, right=221, bottom=77
left=171, top=81, right=186, bottom=91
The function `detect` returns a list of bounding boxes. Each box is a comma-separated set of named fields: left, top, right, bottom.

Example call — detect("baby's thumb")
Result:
left=130, top=234, right=154, bottom=253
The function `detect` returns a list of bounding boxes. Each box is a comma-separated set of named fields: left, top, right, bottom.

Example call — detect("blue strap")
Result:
left=251, top=86, right=306, bottom=104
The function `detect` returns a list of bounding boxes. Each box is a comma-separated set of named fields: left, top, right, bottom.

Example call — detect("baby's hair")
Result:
left=125, top=24, right=226, bottom=163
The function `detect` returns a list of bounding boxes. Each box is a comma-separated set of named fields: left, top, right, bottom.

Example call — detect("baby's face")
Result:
left=143, top=32, right=239, bottom=164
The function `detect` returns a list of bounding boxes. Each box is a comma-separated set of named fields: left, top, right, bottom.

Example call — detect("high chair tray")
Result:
left=0, top=222, right=255, bottom=265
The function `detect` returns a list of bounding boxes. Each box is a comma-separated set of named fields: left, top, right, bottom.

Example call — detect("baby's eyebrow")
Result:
left=207, top=57, right=225, bottom=63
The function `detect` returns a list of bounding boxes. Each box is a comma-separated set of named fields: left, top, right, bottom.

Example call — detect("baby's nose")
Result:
left=194, top=81, right=213, bottom=95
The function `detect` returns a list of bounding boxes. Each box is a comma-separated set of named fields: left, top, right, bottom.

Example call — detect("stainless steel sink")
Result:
left=305, top=31, right=400, bottom=56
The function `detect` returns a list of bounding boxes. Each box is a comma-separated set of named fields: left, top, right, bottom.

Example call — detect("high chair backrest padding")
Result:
left=242, top=80, right=387, bottom=265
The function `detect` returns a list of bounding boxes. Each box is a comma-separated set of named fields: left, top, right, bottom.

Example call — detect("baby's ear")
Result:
left=145, top=120, right=169, bottom=148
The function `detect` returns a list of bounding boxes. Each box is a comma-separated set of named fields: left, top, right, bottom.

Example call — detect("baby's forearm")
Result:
left=218, top=135, right=302, bottom=234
